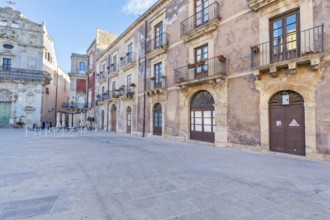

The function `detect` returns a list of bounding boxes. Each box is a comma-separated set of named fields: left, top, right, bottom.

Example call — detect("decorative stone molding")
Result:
left=247, top=0, right=278, bottom=11
left=288, top=62, right=296, bottom=75
left=0, top=90, right=12, bottom=101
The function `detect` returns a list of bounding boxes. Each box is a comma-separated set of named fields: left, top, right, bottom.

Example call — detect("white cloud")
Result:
left=122, top=0, right=158, bottom=15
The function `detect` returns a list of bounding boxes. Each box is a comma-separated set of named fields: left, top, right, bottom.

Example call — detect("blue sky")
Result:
left=0, top=0, right=157, bottom=72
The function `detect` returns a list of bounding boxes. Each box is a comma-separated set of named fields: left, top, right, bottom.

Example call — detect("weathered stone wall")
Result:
left=314, top=0, right=330, bottom=155
left=228, top=74, right=261, bottom=146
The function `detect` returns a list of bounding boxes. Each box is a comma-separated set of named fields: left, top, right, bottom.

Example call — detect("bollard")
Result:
left=25, top=125, right=28, bottom=138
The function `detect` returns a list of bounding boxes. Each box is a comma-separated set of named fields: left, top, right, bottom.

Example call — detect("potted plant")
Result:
left=126, top=52, right=130, bottom=56
left=218, top=55, right=226, bottom=62
left=196, top=59, right=205, bottom=66
left=187, top=63, right=196, bottom=69
left=150, top=76, right=155, bottom=80
left=16, top=121, right=25, bottom=128
left=130, top=83, right=136, bottom=87
left=251, top=45, right=259, bottom=54
left=120, top=57, right=124, bottom=60
left=86, top=116, right=95, bottom=128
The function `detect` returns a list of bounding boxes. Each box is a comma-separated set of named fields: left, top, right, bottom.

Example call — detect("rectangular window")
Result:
left=154, top=63, right=162, bottom=88
left=127, top=74, right=132, bottom=93
left=3, top=58, right=11, bottom=70
left=127, top=43, right=133, bottom=62
left=79, top=61, right=86, bottom=71
left=194, top=44, right=208, bottom=78
left=112, top=81, right=116, bottom=97
left=155, top=22, right=163, bottom=48
left=112, top=55, right=117, bottom=71
left=195, top=0, right=209, bottom=26
left=270, top=10, right=299, bottom=63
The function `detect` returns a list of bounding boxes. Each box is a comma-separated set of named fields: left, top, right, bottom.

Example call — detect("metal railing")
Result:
left=62, top=103, right=90, bottom=109
left=98, top=72, right=106, bottom=82
left=146, top=33, right=169, bottom=54
left=97, top=90, right=121, bottom=102
left=174, top=56, right=226, bottom=83
left=0, top=66, right=51, bottom=83
left=120, top=52, right=137, bottom=69
left=109, top=63, right=119, bottom=74
left=181, top=2, right=221, bottom=36
left=118, top=85, right=135, bottom=97
left=146, top=77, right=167, bottom=91
left=250, top=25, right=324, bottom=68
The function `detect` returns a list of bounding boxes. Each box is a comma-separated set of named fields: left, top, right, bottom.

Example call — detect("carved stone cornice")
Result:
left=247, top=0, right=278, bottom=11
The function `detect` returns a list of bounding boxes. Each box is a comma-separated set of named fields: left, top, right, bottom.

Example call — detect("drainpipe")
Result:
left=142, top=20, right=147, bottom=137
left=54, top=68, right=59, bottom=124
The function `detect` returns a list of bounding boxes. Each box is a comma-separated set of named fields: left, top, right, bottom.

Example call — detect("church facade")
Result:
left=0, top=6, right=69, bottom=126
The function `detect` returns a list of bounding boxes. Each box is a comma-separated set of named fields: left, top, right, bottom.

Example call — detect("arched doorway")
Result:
left=127, top=107, right=132, bottom=134
left=153, top=103, right=162, bottom=136
left=269, top=90, right=305, bottom=156
left=111, top=104, right=117, bottom=132
left=190, top=90, right=215, bottom=143
left=101, top=110, right=104, bottom=129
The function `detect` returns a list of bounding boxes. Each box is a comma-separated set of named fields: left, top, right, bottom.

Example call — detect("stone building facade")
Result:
left=0, top=6, right=69, bottom=126
left=93, top=0, right=329, bottom=161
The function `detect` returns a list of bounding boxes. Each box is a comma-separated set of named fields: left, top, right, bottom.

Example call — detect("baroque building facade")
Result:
left=0, top=6, right=69, bottom=126
left=90, top=0, right=329, bottom=161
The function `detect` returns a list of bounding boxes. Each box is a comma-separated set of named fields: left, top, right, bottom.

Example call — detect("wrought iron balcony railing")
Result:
left=181, top=2, right=221, bottom=37
left=98, top=71, right=106, bottom=82
left=0, top=66, right=51, bottom=83
left=250, top=25, right=324, bottom=68
left=146, top=33, right=169, bottom=54
left=109, top=63, right=119, bottom=75
left=174, top=56, right=226, bottom=84
left=146, top=76, right=167, bottom=91
left=120, top=52, right=137, bottom=70
left=97, top=90, right=120, bottom=102
left=62, top=103, right=90, bottom=109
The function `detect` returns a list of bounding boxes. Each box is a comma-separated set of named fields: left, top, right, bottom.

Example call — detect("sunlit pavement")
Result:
left=0, top=128, right=330, bottom=220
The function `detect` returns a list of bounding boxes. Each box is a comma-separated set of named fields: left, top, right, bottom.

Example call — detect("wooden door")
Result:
left=269, top=91, right=305, bottom=156
left=127, top=107, right=131, bottom=134
left=190, top=91, right=215, bottom=143
left=153, top=104, right=162, bottom=136
left=111, top=105, right=117, bottom=132
left=0, top=102, right=11, bottom=124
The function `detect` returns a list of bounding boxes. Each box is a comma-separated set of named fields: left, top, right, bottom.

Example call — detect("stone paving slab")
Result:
left=0, top=129, right=330, bottom=219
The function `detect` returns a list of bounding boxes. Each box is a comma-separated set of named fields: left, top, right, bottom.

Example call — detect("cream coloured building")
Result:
left=93, top=0, right=329, bottom=161
left=0, top=5, right=69, bottom=126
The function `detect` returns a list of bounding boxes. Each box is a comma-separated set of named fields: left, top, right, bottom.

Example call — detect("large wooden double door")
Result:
left=269, top=91, right=305, bottom=156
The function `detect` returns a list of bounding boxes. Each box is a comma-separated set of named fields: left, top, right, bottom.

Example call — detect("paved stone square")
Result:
left=0, top=129, right=330, bottom=220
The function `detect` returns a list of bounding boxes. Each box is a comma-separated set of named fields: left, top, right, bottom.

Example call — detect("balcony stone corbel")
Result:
left=269, top=65, right=278, bottom=77
left=252, top=70, right=261, bottom=80
left=288, top=62, right=296, bottom=75
left=311, top=57, right=320, bottom=71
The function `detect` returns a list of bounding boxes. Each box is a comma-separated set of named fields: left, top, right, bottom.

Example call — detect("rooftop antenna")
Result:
left=6, top=0, right=16, bottom=8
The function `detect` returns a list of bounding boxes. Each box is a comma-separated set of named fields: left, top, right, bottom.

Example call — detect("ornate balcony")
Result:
left=146, top=76, right=167, bottom=96
left=62, top=102, right=90, bottom=109
left=119, top=85, right=135, bottom=100
left=96, top=90, right=120, bottom=104
left=109, top=62, right=119, bottom=77
left=181, top=2, right=221, bottom=42
left=250, top=25, right=324, bottom=78
left=120, top=52, right=137, bottom=71
left=174, top=56, right=226, bottom=88
left=146, top=33, right=169, bottom=59
left=97, top=71, right=107, bottom=83
left=0, top=66, right=51, bottom=85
